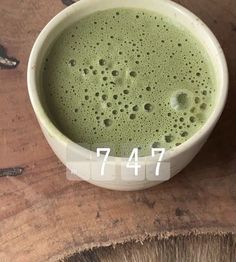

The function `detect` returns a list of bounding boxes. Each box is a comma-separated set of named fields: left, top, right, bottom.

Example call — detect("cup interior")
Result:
left=28, top=0, right=228, bottom=162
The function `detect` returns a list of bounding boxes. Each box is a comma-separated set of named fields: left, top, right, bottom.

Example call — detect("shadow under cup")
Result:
left=27, top=0, right=228, bottom=191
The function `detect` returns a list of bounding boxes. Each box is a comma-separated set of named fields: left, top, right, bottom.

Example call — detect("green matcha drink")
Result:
left=42, top=8, right=216, bottom=157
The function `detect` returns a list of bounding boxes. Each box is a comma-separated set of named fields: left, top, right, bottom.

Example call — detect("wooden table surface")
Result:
left=0, top=0, right=236, bottom=261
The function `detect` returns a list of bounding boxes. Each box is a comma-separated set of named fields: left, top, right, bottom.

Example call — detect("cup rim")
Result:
left=27, top=0, right=228, bottom=162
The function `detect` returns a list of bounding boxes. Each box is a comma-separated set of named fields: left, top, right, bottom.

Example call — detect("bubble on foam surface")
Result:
left=190, top=116, right=196, bottom=123
left=42, top=8, right=216, bottom=157
left=69, top=59, right=76, bottom=66
left=195, top=97, right=200, bottom=104
left=112, top=70, right=119, bottom=76
left=130, top=71, right=137, bottom=77
left=102, top=94, right=108, bottom=101
left=170, top=90, right=192, bottom=111
left=104, top=119, right=112, bottom=127
left=152, top=142, right=160, bottom=148
left=200, top=103, right=207, bottom=110
left=83, top=68, right=89, bottom=74
left=144, top=103, right=153, bottom=112
left=181, top=131, right=188, bottom=137
left=130, top=114, right=136, bottom=120
left=165, top=134, right=174, bottom=143
left=99, top=59, right=106, bottom=66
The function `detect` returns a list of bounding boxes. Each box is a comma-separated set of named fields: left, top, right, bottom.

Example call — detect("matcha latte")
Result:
left=42, top=8, right=216, bottom=157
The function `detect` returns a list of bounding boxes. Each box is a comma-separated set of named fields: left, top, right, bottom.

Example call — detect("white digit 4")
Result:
left=126, top=148, right=141, bottom=176
left=152, top=148, right=165, bottom=176
left=97, top=148, right=110, bottom=176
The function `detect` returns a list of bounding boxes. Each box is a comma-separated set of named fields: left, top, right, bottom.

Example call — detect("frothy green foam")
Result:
left=42, top=8, right=216, bottom=157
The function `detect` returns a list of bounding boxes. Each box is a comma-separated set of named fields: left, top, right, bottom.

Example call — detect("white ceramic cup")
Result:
left=27, top=0, right=228, bottom=191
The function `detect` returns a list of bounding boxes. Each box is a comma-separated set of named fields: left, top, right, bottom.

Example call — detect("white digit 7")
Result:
left=152, top=148, right=165, bottom=176
left=97, top=148, right=110, bottom=176
left=126, top=148, right=141, bottom=176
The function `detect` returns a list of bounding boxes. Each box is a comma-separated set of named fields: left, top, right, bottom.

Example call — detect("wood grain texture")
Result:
left=67, top=233, right=236, bottom=262
left=0, top=0, right=236, bottom=261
